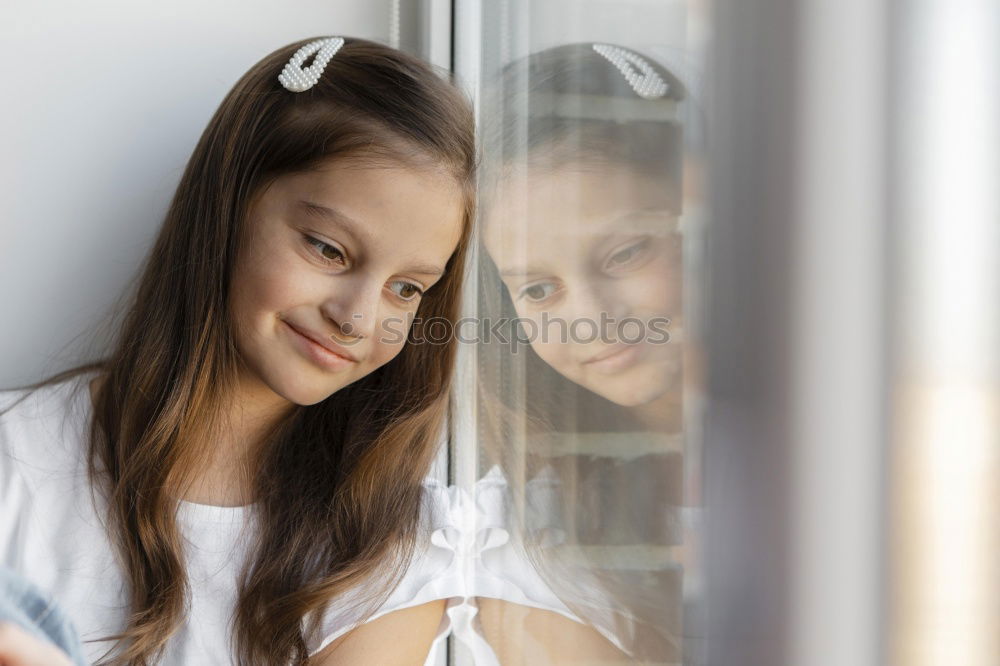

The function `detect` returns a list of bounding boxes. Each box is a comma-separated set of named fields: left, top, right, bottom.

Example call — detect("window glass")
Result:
left=459, top=2, right=710, bottom=662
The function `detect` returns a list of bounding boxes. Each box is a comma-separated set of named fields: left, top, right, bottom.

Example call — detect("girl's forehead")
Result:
left=493, top=160, right=670, bottom=206
left=308, top=146, right=461, bottom=182
left=261, top=159, right=465, bottom=259
left=484, top=167, right=675, bottom=246
left=272, top=159, right=461, bottom=203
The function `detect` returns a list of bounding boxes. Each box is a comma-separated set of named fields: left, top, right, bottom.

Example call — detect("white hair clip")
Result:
left=591, top=44, right=669, bottom=99
left=278, top=37, right=345, bottom=93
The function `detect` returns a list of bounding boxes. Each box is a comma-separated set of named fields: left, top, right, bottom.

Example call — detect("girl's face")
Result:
left=230, top=157, right=465, bottom=406
left=484, top=162, right=682, bottom=408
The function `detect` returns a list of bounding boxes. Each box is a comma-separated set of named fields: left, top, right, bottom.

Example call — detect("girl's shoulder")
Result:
left=0, top=371, right=96, bottom=484
left=0, top=369, right=93, bottom=416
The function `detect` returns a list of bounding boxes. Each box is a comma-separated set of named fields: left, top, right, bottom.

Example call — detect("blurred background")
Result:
left=1, top=1, right=996, bottom=664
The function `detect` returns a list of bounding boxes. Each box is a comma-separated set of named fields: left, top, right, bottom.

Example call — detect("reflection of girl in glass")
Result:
left=476, top=42, right=694, bottom=663
left=0, top=37, right=475, bottom=665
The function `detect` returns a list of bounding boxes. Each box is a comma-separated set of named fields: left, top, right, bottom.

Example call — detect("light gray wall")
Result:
left=0, top=0, right=393, bottom=387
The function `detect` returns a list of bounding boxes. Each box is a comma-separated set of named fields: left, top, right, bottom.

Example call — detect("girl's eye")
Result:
left=518, top=281, right=561, bottom=304
left=304, top=235, right=346, bottom=265
left=389, top=280, right=424, bottom=303
left=604, top=238, right=651, bottom=271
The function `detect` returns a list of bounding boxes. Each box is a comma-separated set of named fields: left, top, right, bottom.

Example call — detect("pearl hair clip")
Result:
left=278, top=36, right=345, bottom=93
left=591, top=44, right=669, bottom=99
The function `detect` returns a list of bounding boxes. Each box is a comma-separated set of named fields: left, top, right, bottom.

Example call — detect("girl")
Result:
left=473, top=42, right=699, bottom=663
left=0, top=36, right=475, bottom=665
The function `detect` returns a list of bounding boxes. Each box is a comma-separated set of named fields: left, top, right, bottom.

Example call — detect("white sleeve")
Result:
left=0, top=392, right=35, bottom=569
left=304, top=468, right=633, bottom=663
left=305, top=477, right=468, bottom=661
left=462, top=466, right=636, bottom=659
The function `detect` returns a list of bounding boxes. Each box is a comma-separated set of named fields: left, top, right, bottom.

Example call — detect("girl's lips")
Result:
left=283, top=320, right=358, bottom=371
left=582, top=342, right=644, bottom=374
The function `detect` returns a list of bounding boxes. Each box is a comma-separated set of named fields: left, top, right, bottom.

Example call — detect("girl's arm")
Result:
left=309, top=599, right=447, bottom=666
left=476, top=598, right=633, bottom=665
left=0, top=622, right=72, bottom=666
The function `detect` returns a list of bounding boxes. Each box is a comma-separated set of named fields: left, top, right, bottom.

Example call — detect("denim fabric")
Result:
left=0, top=567, right=88, bottom=665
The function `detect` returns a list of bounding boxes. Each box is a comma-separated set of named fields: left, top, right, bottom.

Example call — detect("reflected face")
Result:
left=484, top=163, right=682, bottom=407
left=229, top=158, right=465, bottom=406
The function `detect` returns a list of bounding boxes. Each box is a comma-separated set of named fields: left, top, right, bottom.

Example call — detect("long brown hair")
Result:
left=6, top=37, right=475, bottom=665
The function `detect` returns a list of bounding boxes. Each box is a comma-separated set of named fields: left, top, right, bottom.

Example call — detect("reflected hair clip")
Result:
left=592, top=44, right=670, bottom=99
left=278, top=37, right=346, bottom=93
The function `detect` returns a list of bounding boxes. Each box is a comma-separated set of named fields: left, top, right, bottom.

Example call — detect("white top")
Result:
left=0, top=371, right=620, bottom=665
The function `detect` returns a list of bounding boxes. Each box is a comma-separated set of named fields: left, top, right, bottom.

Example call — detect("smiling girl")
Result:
left=472, top=42, right=695, bottom=663
left=0, top=36, right=474, bottom=665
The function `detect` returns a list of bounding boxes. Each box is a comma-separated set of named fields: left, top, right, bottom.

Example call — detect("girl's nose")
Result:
left=320, top=280, right=381, bottom=340
left=565, top=280, right=630, bottom=327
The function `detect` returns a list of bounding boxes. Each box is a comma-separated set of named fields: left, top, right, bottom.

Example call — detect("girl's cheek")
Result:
left=256, top=254, right=318, bottom=309
left=532, top=337, right=575, bottom=372
left=628, top=263, right=681, bottom=313
left=367, top=339, right=406, bottom=374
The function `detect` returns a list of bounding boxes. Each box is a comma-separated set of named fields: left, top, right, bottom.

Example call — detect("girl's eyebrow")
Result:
left=298, top=200, right=373, bottom=244
left=409, top=263, right=446, bottom=277
left=498, top=209, right=677, bottom=278
left=297, top=200, right=445, bottom=277
left=500, top=265, right=545, bottom=278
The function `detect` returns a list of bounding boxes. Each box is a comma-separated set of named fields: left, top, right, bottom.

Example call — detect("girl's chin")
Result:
left=247, top=366, right=337, bottom=408
left=590, top=376, right=681, bottom=409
